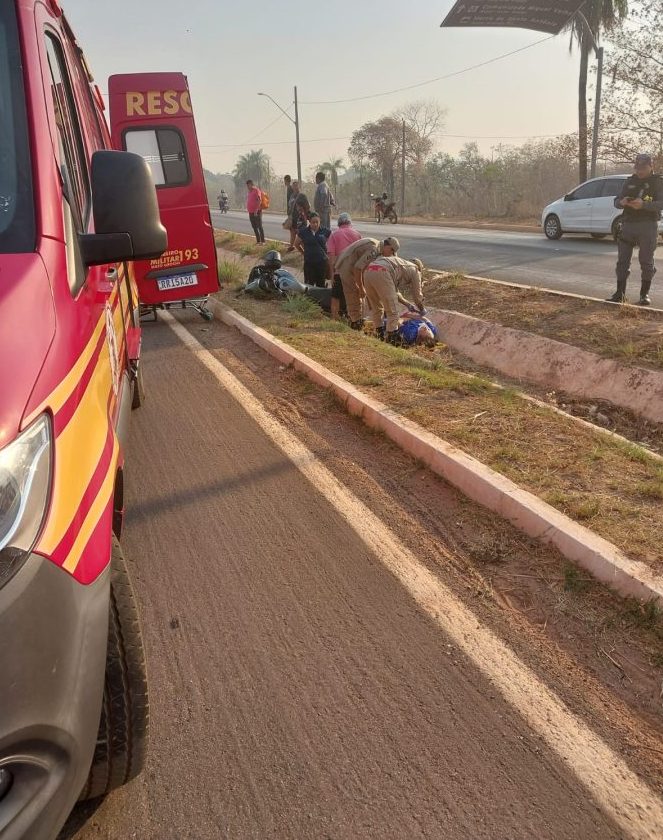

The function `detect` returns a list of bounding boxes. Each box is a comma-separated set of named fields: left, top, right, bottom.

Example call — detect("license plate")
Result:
left=156, top=273, right=198, bottom=291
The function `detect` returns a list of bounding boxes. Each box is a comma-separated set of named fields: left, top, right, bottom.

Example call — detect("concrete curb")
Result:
left=427, top=308, right=663, bottom=425
left=209, top=298, right=663, bottom=606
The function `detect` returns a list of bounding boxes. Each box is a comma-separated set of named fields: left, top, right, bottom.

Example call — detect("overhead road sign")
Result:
left=440, top=0, right=589, bottom=35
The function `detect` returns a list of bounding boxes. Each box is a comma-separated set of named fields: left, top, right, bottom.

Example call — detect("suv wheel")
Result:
left=544, top=214, right=563, bottom=240
left=79, top=538, right=149, bottom=800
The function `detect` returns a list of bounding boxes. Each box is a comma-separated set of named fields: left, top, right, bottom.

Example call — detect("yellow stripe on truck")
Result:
left=23, top=290, right=118, bottom=427
left=37, top=338, right=114, bottom=554
left=62, top=437, right=119, bottom=573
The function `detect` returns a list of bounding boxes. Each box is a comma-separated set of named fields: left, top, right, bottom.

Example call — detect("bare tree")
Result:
left=394, top=100, right=446, bottom=164
left=348, top=104, right=441, bottom=197
left=601, top=0, right=663, bottom=166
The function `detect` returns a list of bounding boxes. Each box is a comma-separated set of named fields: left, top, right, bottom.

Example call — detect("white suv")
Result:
left=542, top=175, right=663, bottom=240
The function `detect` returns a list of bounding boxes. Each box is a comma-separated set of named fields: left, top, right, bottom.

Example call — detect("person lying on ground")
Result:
left=393, top=311, right=438, bottom=348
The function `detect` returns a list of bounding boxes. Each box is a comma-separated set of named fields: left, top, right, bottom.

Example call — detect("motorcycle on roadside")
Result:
left=218, top=193, right=229, bottom=213
left=241, top=250, right=333, bottom=312
left=371, top=193, right=398, bottom=224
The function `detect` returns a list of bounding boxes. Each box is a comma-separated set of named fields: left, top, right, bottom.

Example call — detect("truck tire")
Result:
left=79, top=538, right=149, bottom=800
left=131, top=363, right=145, bottom=410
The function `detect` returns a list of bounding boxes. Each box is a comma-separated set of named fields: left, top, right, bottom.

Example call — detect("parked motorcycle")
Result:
left=371, top=193, right=398, bottom=224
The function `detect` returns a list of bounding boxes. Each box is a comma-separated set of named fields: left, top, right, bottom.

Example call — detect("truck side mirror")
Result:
left=80, top=150, right=167, bottom=266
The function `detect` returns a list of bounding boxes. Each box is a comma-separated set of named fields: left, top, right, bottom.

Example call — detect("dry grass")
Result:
left=424, top=272, right=663, bottom=372
left=218, top=280, right=663, bottom=572
left=217, top=258, right=244, bottom=286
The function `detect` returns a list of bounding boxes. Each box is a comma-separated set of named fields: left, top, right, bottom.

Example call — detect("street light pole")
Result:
left=257, top=89, right=302, bottom=184
left=575, top=11, right=604, bottom=179
left=294, top=86, right=302, bottom=184
left=401, top=119, right=406, bottom=218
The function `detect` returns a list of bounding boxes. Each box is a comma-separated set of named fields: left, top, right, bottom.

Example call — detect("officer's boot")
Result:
left=606, top=276, right=627, bottom=303
left=375, top=326, right=386, bottom=341
left=637, top=278, right=652, bottom=306
left=350, top=318, right=365, bottom=331
left=386, top=330, right=402, bottom=346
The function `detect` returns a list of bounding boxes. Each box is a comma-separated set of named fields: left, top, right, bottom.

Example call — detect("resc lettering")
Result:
left=126, top=90, right=192, bottom=117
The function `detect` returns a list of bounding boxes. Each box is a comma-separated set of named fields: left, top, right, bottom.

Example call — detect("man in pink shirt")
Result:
left=246, top=179, right=265, bottom=244
left=327, top=212, right=362, bottom=320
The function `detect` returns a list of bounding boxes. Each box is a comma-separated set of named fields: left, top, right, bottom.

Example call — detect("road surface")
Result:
left=60, top=311, right=663, bottom=840
left=212, top=209, right=663, bottom=308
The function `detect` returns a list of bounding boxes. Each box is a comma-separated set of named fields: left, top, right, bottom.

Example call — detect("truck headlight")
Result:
left=0, top=415, right=52, bottom=587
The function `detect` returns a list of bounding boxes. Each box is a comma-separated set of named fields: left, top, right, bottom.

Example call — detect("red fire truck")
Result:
left=109, top=72, right=220, bottom=320
left=0, top=2, right=165, bottom=837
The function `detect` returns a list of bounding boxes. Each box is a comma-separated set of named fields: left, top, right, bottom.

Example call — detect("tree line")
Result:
left=209, top=0, right=661, bottom=222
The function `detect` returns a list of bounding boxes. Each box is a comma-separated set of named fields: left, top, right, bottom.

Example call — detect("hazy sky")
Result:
left=62, top=0, right=588, bottom=176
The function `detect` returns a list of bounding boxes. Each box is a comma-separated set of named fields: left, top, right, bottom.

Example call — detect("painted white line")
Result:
left=211, top=301, right=663, bottom=607
left=164, top=310, right=663, bottom=840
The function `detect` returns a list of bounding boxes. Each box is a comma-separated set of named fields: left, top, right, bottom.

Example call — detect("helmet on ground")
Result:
left=263, top=249, right=282, bottom=270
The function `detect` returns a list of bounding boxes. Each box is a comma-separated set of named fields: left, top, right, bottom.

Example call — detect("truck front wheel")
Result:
left=79, top=538, right=149, bottom=800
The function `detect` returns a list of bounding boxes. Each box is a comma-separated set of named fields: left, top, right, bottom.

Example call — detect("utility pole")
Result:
left=359, top=162, right=364, bottom=213
left=294, top=86, right=302, bottom=184
left=575, top=11, right=604, bottom=179
left=401, top=120, right=406, bottom=218
left=591, top=45, right=604, bottom=178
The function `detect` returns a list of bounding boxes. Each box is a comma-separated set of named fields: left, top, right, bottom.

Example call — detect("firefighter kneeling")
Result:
left=363, top=238, right=426, bottom=344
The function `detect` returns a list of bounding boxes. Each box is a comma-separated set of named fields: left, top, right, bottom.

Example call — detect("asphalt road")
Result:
left=60, top=311, right=663, bottom=840
left=212, top=209, right=663, bottom=308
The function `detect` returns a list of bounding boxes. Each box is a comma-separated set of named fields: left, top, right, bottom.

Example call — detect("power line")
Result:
left=200, top=129, right=573, bottom=150
left=246, top=109, right=289, bottom=142
left=440, top=132, right=573, bottom=139
left=200, top=135, right=350, bottom=148
left=300, top=35, right=555, bottom=105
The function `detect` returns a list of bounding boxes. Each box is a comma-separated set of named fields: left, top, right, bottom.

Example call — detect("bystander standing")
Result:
left=327, top=213, right=362, bottom=318
left=295, top=212, right=331, bottom=287
left=246, top=179, right=265, bottom=244
left=314, top=171, right=334, bottom=230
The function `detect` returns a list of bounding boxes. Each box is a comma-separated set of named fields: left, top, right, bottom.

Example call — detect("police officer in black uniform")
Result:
left=608, top=153, right=663, bottom=305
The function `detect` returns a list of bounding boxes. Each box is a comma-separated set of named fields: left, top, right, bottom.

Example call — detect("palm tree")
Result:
left=567, top=0, right=627, bottom=183
left=317, top=157, right=345, bottom=196
left=232, top=149, right=271, bottom=189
